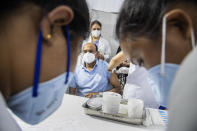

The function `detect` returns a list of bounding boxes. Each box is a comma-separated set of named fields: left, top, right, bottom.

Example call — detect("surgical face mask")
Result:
left=91, top=30, right=101, bottom=38
left=8, top=73, right=73, bottom=125
left=7, top=26, right=73, bottom=125
left=148, top=15, right=196, bottom=107
left=82, top=52, right=96, bottom=64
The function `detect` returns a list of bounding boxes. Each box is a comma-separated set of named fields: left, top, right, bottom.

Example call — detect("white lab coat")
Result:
left=0, top=92, right=21, bottom=131
left=82, top=36, right=111, bottom=61
left=123, top=64, right=159, bottom=109
left=167, top=48, right=197, bottom=131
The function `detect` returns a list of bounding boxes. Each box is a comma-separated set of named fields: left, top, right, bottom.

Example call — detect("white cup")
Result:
left=102, top=92, right=121, bottom=115
left=128, top=98, right=144, bottom=119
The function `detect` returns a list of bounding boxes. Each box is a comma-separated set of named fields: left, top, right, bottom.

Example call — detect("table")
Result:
left=14, top=94, right=165, bottom=131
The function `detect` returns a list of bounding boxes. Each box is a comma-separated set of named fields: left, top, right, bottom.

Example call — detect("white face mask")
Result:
left=7, top=73, right=73, bottom=125
left=148, top=15, right=196, bottom=107
left=82, top=52, right=96, bottom=64
left=91, top=30, right=101, bottom=38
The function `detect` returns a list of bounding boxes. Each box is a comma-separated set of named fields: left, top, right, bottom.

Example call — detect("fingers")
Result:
left=85, top=93, right=98, bottom=98
left=85, top=93, right=93, bottom=98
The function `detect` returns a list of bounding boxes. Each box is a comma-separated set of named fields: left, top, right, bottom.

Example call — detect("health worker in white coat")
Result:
left=82, top=20, right=111, bottom=61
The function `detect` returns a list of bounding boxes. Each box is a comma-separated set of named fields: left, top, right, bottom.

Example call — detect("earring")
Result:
left=46, top=34, right=52, bottom=40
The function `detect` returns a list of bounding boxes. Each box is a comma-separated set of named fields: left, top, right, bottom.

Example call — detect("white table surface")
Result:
left=14, top=94, right=165, bottom=131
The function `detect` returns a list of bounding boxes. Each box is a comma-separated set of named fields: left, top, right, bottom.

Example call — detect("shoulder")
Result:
left=99, top=37, right=109, bottom=44
left=74, top=64, right=84, bottom=74
left=97, top=59, right=108, bottom=68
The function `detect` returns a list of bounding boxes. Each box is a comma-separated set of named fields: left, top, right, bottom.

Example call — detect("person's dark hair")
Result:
left=90, top=20, right=102, bottom=29
left=116, top=0, right=197, bottom=40
left=0, top=0, right=90, bottom=39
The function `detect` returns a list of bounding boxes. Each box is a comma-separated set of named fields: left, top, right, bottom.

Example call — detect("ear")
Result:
left=40, top=6, right=74, bottom=41
left=165, top=9, right=193, bottom=39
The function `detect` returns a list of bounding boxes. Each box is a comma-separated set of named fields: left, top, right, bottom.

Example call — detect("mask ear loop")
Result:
left=161, top=16, right=196, bottom=76
left=65, top=25, right=71, bottom=84
left=33, top=29, right=43, bottom=97
left=191, top=28, right=196, bottom=49
left=161, top=15, right=167, bottom=76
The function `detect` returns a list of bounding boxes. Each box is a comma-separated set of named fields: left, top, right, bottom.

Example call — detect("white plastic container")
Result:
left=128, top=98, right=144, bottom=119
left=102, top=92, right=121, bottom=115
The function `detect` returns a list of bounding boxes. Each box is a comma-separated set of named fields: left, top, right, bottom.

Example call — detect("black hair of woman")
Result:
left=0, top=0, right=90, bottom=39
left=116, top=0, right=197, bottom=40
left=91, top=20, right=102, bottom=29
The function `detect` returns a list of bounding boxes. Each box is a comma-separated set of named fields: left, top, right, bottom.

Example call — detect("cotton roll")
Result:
left=102, top=92, right=121, bottom=115
left=128, top=98, right=144, bottom=119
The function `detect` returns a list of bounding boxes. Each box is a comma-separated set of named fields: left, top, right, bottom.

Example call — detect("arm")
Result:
left=119, top=61, right=130, bottom=67
left=107, top=51, right=127, bottom=72
left=68, top=73, right=77, bottom=95
left=108, top=73, right=122, bottom=94
left=85, top=73, right=122, bottom=98
left=85, top=92, right=98, bottom=98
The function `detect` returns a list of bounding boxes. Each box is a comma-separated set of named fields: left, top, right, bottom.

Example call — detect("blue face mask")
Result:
left=8, top=26, right=73, bottom=125
left=148, top=64, right=179, bottom=107
left=148, top=15, right=196, bottom=107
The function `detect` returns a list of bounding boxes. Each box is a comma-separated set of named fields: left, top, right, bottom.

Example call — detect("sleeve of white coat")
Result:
left=101, top=38, right=111, bottom=60
left=123, top=67, right=159, bottom=109
left=167, top=48, right=197, bottom=131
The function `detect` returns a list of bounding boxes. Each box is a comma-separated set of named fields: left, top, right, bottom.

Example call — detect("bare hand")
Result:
left=98, top=53, right=105, bottom=60
left=119, top=61, right=130, bottom=67
left=85, top=92, right=98, bottom=98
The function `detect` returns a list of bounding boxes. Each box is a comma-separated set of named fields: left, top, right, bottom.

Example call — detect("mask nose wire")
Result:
left=161, top=15, right=167, bottom=76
